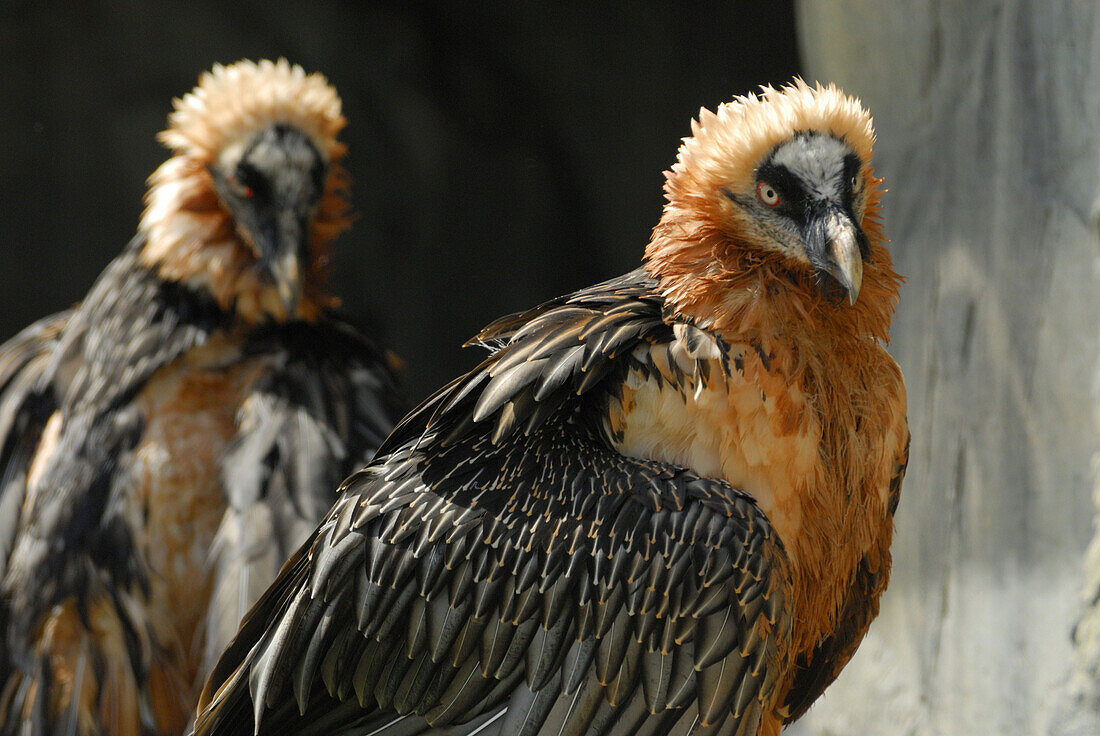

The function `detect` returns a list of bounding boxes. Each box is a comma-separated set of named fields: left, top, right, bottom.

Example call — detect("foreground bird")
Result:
left=0, top=60, right=404, bottom=734
left=193, top=80, right=909, bottom=736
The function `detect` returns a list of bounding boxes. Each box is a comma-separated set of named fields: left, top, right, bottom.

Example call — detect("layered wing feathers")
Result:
left=197, top=270, right=792, bottom=736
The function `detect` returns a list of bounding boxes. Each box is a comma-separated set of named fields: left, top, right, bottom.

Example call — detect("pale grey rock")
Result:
left=790, top=2, right=1100, bottom=734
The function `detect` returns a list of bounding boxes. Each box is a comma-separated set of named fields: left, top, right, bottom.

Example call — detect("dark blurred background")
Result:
left=0, top=1, right=800, bottom=402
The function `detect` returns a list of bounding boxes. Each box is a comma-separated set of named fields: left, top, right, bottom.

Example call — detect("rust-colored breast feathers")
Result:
left=611, top=316, right=908, bottom=667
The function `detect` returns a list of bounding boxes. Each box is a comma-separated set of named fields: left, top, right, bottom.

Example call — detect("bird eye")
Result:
left=850, top=175, right=858, bottom=190
left=757, top=181, right=780, bottom=207
left=226, top=173, right=253, bottom=199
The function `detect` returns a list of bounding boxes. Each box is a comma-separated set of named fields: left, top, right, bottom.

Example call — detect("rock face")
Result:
left=790, top=3, right=1100, bottom=735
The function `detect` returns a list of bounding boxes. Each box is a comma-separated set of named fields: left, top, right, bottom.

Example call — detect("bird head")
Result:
left=139, top=59, right=351, bottom=324
left=646, top=79, right=900, bottom=341
left=209, top=123, right=329, bottom=316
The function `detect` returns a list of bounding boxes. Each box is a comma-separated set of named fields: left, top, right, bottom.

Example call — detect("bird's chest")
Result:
left=129, top=345, right=267, bottom=675
left=609, top=341, right=820, bottom=553
left=609, top=334, right=907, bottom=653
left=609, top=335, right=904, bottom=556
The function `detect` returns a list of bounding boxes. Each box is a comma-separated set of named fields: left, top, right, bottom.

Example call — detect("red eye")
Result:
left=227, top=174, right=253, bottom=198
left=757, top=181, right=780, bottom=207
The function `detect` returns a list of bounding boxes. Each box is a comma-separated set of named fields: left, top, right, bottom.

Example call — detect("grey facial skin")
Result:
left=212, top=124, right=328, bottom=314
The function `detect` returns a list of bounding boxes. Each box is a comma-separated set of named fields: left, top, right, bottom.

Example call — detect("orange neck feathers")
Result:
left=644, top=80, right=901, bottom=348
left=645, top=192, right=900, bottom=347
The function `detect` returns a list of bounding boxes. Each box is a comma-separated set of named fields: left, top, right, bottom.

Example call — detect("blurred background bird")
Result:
left=0, top=4, right=802, bottom=405
left=193, top=80, right=908, bottom=736
left=0, top=59, right=405, bottom=735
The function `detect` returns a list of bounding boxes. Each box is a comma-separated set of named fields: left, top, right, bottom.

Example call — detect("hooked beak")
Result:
left=269, top=250, right=301, bottom=316
left=256, top=212, right=306, bottom=317
left=807, top=206, right=865, bottom=305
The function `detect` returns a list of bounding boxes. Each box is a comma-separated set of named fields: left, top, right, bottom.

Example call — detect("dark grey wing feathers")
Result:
left=0, top=241, right=231, bottom=735
left=195, top=269, right=791, bottom=736
left=46, top=240, right=227, bottom=416
left=2, top=242, right=223, bottom=635
left=0, top=310, right=71, bottom=579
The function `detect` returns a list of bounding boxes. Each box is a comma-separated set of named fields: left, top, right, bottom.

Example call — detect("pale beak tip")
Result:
left=271, top=252, right=302, bottom=317
left=824, top=215, right=863, bottom=307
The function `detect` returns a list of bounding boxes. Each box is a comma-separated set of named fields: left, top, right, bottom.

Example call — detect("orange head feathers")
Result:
left=645, top=79, right=901, bottom=344
left=139, top=59, right=352, bottom=324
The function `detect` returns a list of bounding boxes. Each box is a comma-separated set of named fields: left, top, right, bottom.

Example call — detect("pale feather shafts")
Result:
left=195, top=270, right=794, bottom=736
left=139, top=59, right=352, bottom=323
